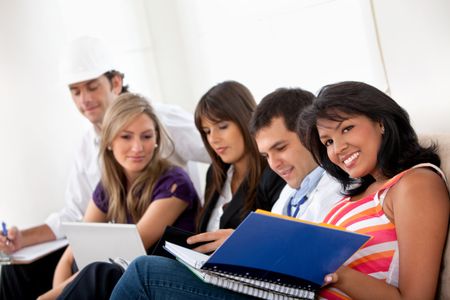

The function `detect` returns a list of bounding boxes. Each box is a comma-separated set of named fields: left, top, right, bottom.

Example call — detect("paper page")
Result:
left=164, top=241, right=209, bottom=268
left=10, top=238, right=68, bottom=263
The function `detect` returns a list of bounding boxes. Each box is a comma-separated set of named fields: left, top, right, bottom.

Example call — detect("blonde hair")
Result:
left=100, top=93, right=174, bottom=223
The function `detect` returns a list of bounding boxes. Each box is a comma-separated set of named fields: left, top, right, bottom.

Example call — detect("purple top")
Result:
left=93, top=166, right=198, bottom=232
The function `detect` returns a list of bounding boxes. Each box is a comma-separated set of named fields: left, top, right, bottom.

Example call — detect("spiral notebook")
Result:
left=164, top=210, right=371, bottom=300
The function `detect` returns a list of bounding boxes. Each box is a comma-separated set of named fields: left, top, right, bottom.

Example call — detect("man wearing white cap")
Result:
left=0, top=36, right=209, bottom=300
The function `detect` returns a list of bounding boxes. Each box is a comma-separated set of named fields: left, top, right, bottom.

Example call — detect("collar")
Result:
left=290, top=166, right=325, bottom=204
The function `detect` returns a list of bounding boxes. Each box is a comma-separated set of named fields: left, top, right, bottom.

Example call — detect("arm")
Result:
left=187, top=229, right=234, bottom=253
left=327, top=168, right=449, bottom=299
left=45, top=128, right=100, bottom=239
left=136, top=193, right=189, bottom=249
left=0, top=224, right=56, bottom=254
left=136, top=167, right=198, bottom=249
left=52, top=246, right=76, bottom=287
left=37, top=273, right=78, bottom=300
left=49, top=200, right=107, bottom=294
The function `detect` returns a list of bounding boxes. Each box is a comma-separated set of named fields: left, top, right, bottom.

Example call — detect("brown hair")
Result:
left=194, top=81, right=265, bottom=230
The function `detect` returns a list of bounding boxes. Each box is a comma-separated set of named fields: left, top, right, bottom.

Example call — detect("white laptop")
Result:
left=62, top=222, right=146, bottom=270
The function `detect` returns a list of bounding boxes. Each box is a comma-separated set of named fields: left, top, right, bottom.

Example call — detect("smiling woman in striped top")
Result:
left=299, top=81, right=449, bottom=299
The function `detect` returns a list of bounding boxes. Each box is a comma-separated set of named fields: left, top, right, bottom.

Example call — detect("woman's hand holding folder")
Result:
left=187, top=229, right=235, bottom=254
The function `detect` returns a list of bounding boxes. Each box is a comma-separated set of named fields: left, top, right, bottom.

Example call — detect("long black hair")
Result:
left=298, top=81, right=440, bottom=195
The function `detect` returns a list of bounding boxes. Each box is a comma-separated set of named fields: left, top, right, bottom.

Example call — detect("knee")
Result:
left=130, top=255, right=165, bottom=270
left=128, top=256, right=177, bottom=278
left=81, top=261, right=124, bottom=280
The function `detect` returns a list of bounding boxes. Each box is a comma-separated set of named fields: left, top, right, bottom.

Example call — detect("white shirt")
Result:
left=206, top=166, right=234, bottom=232
left=271, top=171, right=343, bottom=223
left=46, top=102, right=209, bottom=238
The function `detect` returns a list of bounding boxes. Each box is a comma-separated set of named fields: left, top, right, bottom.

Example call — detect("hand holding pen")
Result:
left=1, top=222, right=16, bottom=254
left=1, top=223, right=23, bottom=254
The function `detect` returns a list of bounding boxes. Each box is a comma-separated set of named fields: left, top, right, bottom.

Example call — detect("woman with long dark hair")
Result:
left=299, top=81, right=449, bottom=299
left=192, top=80, right=284, bottom=251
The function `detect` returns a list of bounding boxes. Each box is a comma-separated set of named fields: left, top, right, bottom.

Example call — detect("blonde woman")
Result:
left=38, top=93, right=199, bottom=299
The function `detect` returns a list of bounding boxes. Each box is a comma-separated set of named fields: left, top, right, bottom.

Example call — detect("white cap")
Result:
left=59, top=36, right=117, bottom=86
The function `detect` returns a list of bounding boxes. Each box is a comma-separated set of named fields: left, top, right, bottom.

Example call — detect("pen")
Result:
left=1, top=222, right=11, bottom=246
left=1, top=222, right=7, bottom=237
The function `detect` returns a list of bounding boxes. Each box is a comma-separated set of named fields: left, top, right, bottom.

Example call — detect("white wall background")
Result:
left=0, top=0, right=449, bottom=229
left=372, top=0, right=450, bottom=133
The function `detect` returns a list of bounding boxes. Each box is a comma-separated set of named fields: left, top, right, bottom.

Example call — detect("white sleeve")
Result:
left=45, top=129, right=100, bottom=239
left=153, top=102, right=210, bottom=164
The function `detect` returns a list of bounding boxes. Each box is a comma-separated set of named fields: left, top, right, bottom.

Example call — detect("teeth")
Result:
left=344, top=152, right=359, bottom=166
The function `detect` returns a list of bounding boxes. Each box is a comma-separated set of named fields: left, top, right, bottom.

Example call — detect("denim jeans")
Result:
left=110, top=256, right=257, bottom=300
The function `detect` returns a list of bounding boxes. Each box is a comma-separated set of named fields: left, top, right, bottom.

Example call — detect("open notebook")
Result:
left=62, top=222, right=146, bottom=270
left=0, top=239, right=68, bottom=265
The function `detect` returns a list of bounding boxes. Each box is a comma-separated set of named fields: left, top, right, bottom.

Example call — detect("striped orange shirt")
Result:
left=319, top=163, right=445, bottom=299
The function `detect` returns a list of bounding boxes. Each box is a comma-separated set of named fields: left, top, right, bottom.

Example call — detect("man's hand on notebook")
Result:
left=187, top=229, right=234, bottom=254
left=0, top=226, right=22, bottom=254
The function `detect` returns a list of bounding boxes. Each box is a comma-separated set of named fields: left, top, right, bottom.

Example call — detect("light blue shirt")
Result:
left=287, top=167, right=325, bottom=217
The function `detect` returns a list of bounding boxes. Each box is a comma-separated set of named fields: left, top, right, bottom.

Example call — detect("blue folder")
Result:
left=202, top=211, right=371, bottom=289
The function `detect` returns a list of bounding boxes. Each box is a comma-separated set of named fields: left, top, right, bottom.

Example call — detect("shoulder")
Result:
left=74, top=127, right=99, bottom=166
left=153, top=166, right=198, bottom=202
left=157, top=166, right=191, bottom=184
left=206, top=164, right=230, bottom=182
left=255, top=166, right=286, bottom=209
left=387, top=166, right=449, bottom=213
left=206, top=164, right=214, bottom=178
left=151, top=102, right=193, bottom=124
left=394, top=166, right=446, bottom=194
left=79, top=126, right=97, bottom=148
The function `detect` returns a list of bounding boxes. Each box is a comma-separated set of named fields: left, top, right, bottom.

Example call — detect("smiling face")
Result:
left=200, top=117, right=246, bottom=166
left=110, top=113, right=158, bottom=182
left=255, top=117, right=317, bottom=189
left=317, top=114, right=384, bottom=179
left=69, top=75, right=121, bottom=128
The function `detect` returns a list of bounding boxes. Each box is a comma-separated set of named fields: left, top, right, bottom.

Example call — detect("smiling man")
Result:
left=250, top=87, right=342, bottom=222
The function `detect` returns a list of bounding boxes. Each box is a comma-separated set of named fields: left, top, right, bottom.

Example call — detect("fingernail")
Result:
left=325, top=275, right=332, bottom=283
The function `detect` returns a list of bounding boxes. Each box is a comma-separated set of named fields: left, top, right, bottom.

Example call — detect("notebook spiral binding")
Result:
left=200, top=265, right=316, bottom=300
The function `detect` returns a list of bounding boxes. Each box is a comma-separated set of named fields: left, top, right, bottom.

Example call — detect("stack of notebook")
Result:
left=164, top=210, right=371, bottom=300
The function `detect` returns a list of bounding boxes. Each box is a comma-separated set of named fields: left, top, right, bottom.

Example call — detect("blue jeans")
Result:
left=110, top=256, right=257, bottom=300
